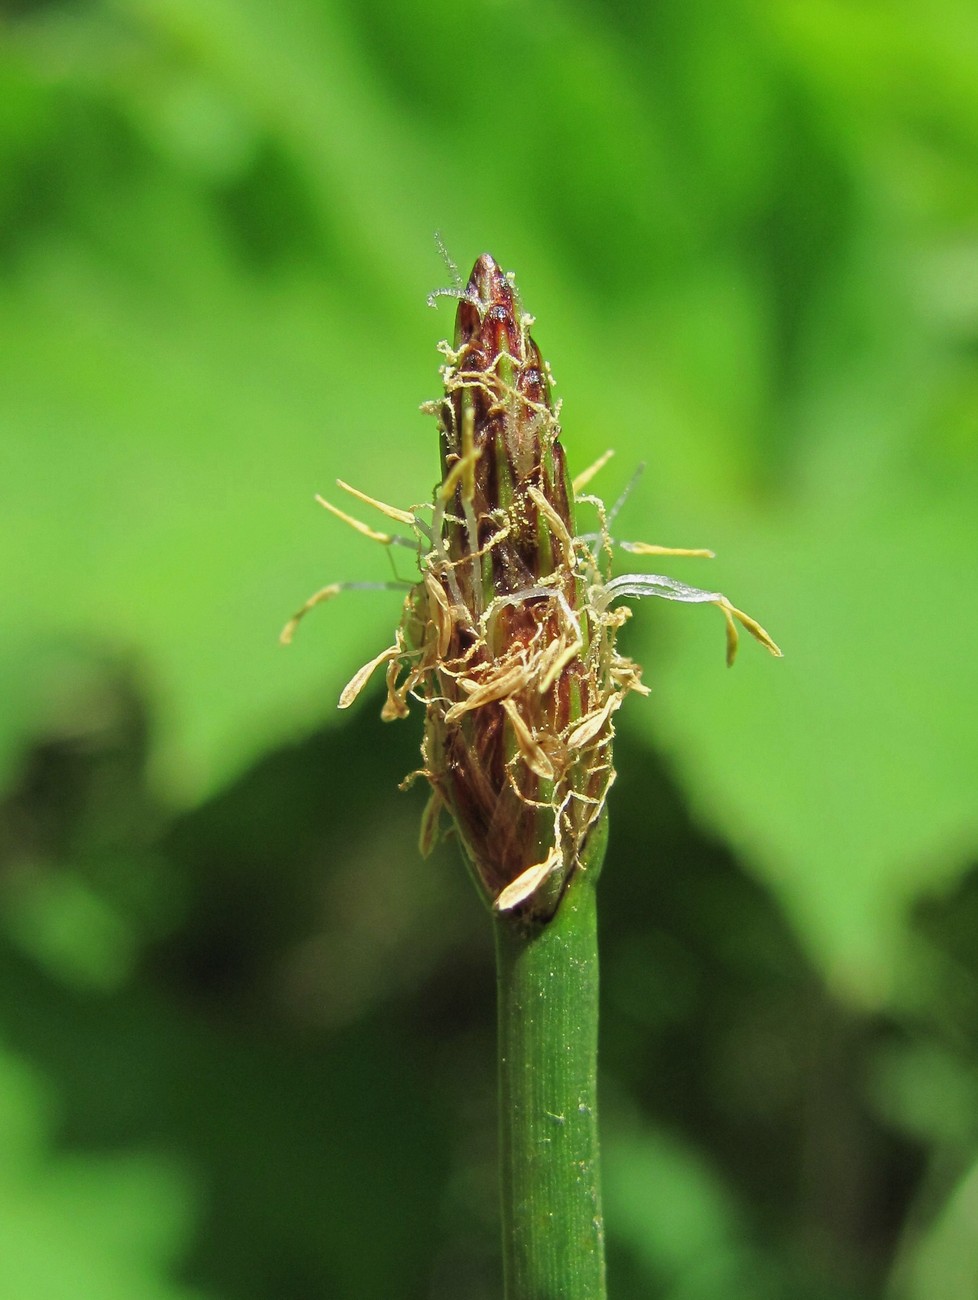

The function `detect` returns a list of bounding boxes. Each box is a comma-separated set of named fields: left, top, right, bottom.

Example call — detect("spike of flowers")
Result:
left=285, top=253, right=781, bottom=921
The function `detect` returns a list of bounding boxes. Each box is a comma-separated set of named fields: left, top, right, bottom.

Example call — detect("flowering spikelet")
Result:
left=283, top=254, right=781, bottom=922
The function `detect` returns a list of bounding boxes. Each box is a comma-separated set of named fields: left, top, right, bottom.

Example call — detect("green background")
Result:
left=2, top=0, right=978, bottom=1295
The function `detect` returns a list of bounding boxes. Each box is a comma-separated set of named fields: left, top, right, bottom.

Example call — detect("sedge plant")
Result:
left=283, top=253, right=781, bottom=1299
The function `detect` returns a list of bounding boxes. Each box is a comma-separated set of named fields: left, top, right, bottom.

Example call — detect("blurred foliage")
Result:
left=1, top=0, right=977, bottom=1295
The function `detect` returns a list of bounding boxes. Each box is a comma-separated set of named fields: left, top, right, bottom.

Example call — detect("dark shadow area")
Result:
left=0, top=664, right=951, bottom=1298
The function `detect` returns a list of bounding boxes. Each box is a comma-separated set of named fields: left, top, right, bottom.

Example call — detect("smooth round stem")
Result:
left=493, top=859, right=607, bottom=1299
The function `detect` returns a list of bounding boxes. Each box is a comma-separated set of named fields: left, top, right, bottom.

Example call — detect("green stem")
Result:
left=493, top=844, right=607, bottom=1300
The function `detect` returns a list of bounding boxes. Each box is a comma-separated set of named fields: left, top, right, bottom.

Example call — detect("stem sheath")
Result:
left=494, top=856, right=607, bottom=1299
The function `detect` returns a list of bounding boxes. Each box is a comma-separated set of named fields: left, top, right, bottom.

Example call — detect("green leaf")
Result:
left=0, top=1045, right=207, bottom=1299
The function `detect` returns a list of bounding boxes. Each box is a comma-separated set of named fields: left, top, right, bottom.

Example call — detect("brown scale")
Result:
left=443, top=259, right=576, bottom=613
left=423, top=254, right=608, bottom=906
